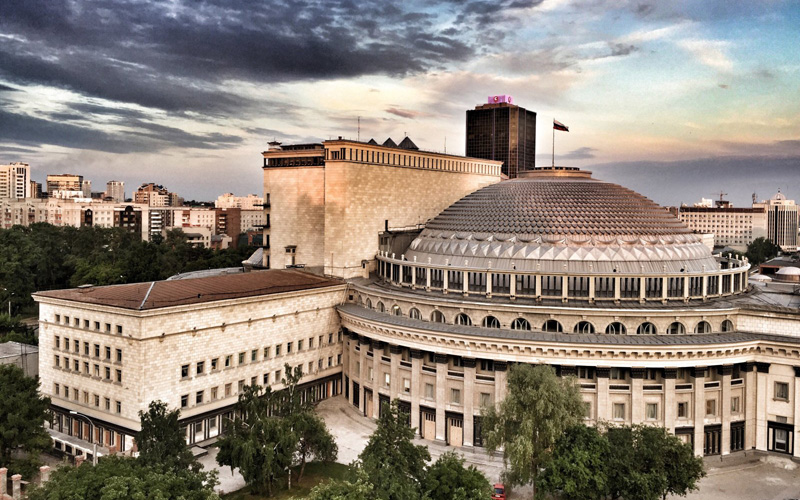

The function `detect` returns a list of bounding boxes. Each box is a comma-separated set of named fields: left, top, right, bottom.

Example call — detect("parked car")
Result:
left=491, top=483, right=506, bottom=500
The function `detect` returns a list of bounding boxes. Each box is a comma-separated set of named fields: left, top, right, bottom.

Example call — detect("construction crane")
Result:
left=711, top=191, right=730, bottom=208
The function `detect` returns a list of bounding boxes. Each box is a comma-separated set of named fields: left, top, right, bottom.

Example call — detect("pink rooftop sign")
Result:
left=488, top=95, right=513, bottom=104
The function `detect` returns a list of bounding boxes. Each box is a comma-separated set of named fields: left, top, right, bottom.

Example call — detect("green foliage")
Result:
left=0, top=364, right=52, bottom=472
left=0, top=223, right=254, bottom=311
left=136, top=400, right=199, bottom=473
left=216, top=364, right=338, bottom=496
left=604, top=425, right=705, bottom=500
left=422, top=451, right=491, bottom=500
left=26, top=455, right=219, bottom=500
left=481, top=364, right=585, bottom=495
left=305, top=468, right=374, bottom=500
left=539, top=425, right=610, bottom=500
left=0, top=313, right=37, bottom=345
left=746, top=236, right=781, bottom=266
left=359, top=401, right=430, bottom=500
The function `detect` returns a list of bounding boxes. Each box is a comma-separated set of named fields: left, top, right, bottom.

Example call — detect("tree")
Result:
left=292, top=410, right=338, bottom=482
left=26, top=455, right=219, bottom=500
left=539, top=424, right=610, bottom=500
left=305, top=468, right=375, bottom=500
left=359, top=400, right=430, bottom=500
left=0, top=364, right=52, bottom=473
left=216, top=384, right=293, bottom=496
left=481, top=364, right=585, bottom=497
left=605, top=425, right=705, bottom=500
left=422, top=451, right=491, bottom=500
left=746, top=236, right=781, bottom=266
left=136, top=400, right=198, bottom=472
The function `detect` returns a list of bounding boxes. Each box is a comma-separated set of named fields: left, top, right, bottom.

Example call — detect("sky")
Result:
left=0, top=0, right=798, bottom=206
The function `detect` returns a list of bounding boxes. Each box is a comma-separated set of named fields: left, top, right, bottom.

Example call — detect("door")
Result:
left=448, top=418, right=463, bottom=447
left=365, top=391, right=373, bottom=418
left=422, top=411, right=436, bottom=440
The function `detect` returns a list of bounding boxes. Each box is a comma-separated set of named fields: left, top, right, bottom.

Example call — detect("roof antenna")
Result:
left=444, top=136, right=447, bottom=154
left=358, top=116, right=361, bottom=142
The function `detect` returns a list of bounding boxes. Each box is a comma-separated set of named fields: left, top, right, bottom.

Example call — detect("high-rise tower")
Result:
left=466, top=95, right=536, bottom=178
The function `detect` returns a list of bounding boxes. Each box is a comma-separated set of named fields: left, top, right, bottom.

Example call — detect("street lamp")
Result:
left=69, top=411, right=98, bottom=465
left=1, top=288, right=11, bottom=317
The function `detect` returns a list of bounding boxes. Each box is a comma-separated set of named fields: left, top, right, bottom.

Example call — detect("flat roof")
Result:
left=34, top=270, right=344, bottom=311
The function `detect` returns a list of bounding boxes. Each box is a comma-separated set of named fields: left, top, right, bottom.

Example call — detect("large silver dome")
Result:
left=404, top=168, right=719, bottom=274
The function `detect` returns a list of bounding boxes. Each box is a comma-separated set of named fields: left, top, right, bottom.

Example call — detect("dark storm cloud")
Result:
left=0, top=0, right=476, bottom=114
left=0, top=83, right=18, bottom=91
left=0, top=109, right=243, bottom=153
left=0, top=146, right=39, bottom=154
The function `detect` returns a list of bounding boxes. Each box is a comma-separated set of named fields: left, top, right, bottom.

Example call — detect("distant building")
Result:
left=216, top=193, right=263, bottom=210
left=678, top=206, right=767, bottom=251
left=46, top=174, right=83, bottom=194
left=81, top=180, right=92, bottom=198
left=134, top=183, right=182, bottom=207
left=0, top=162, right=31, bottom=199
left=754, top=191, right=798, bottom=252
left=466, top=95, right=537, bottom=178
left=105, top=181, right=125, bottom=203
left=0, top=342, right=38, bottom=378
left=30, top=180, right=42, bottom=199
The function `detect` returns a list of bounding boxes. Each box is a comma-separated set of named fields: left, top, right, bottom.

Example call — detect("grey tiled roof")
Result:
left=338, top=303, right=800, bottom=347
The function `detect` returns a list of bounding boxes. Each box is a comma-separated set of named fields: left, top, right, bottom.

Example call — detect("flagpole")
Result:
left=552, top=119, right=555, bottom=168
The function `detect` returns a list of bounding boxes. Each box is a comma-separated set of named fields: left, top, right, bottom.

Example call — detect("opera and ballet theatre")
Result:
left=36, top=133, right=800, bottom=462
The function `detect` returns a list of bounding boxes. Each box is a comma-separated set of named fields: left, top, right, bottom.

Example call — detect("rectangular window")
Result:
left=309, top=337, right=314, bottom=348
left=646, top=403, right=658, bottom=420
left=263, top=373, right=269, bottom=385
left=116, top=401, right=121, bottom=414
left=225, top=383, right=232, bottom=397
left=287, top=342, right=293, bottom=354
left=104, top=397, right=110, bottom=410
left=84, top=319, right=89, bottom=329
left=94, top=344, right=100, bottom=357
left=105, top=346, right=111, bottom=359
left=84, top=342, right=89, bottom=355
left=211, top=387, right=218, bottom=400
left=197, top=361, right=204, bottom=374
left=74, top=360, right=79, bottom=371
left=196, top=391, right=204, bottom=404
left=298, top=340, right=304, bottom=351
left=328, top=333, right=333, bottom=344
left=384, top=372, right=391, bottom=386
left=404, top=378, right=411, bottom=393
left=238, top=352, right=245, bottom=364
left=706, top=399, right=717, bottom=416
left=94, top=321, right=100, bottom=330
left=116, top=349, right=122, bottom=362
left=775, top=382, right=790, bottom=401
left=451, top=388, right=461, bottom=404
left=368, top=367, right=374, bottom=381
left=181, top=395, right=188, bottom=408
left=425, top=383, right=434, bottom=399
left=116, top=325, right=123, bottom=335
left=225, top=355, right=232, bottom=368
left=731, top=396, right=740, bottom=413
left=54, top=383, right=60, bottom=395
left=318, top=359, right=323, bottom=370
left=94, top=394, right=100, bottom=407
left=94, top=364, right=100, bottom=377
left=275, top=369, right=281, bottom=382
left=105, top=323, right=111, bottom=333
left=55, top=336, right=60, bottom=348
left=263, top=347, right=270, bottom=358
left=64, top=316, right=70, bottom=325
left=613, top=403, right=625, bottom=420
left=211, top=358, right=218, bottom=371
left=328, top=356, right=333, bottom=367
left=55, top=314, right=61, bottom=323
left=238, top=380, right=244, bottom=392
left=74, top=339, right=79, bottom=352
left=308, top=361, right=314, bottom=373
left=337, top=354, right=342, bottom=365
left=181, top=364, right=189, bottom=378
left=251, top=349, right=258, bottom=362
left=83, top=391, right=89, bottom=404
left=116, top=369, right=122, bottom=383
left=610, top=367, right=625, bottom=380
left=83, top=362, right=89, bottom=374
left=251, top=376, right=257, bottom=386
left=54, top=355, right=60, bottom=367
left=275, top=345, right=281, bottom=356
left=105, top=367, right=111, bottom=379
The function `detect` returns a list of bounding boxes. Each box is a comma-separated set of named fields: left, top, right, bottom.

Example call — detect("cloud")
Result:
left=385, top=107, right=423, bottom=119
left=718, top=83, right=729, bottom=89
left=609, top=43, right=639, bottom=57
left=562, top=147, right=597, bottom=159
left=0, top=83, right=19, bottom=91
left=677, top=39, right=733, bottom=72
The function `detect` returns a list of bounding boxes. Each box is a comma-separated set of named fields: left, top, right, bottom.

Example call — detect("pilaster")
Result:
left=435, top=354, right=448, bottom=442
left=463, top=358, right=476, bottom=447
left=596, top=367, right=610, bottom=422
left=495, top=361, right=508, bottom=403
left=664, top=368, right=677, bottom=433
left=693, top=367, right=706, bottom=456
left=410, top=349, right=423, bottom=434
left=721, top=365, right=732, bottom=455
left=755, top=362, right=770, bottom=451
left=631, top=368, right=645, bottom=423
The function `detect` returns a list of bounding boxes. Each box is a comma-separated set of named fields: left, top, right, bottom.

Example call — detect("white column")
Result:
left=596, top=368, right=610, bottom=422
left=664, top=369, right=677, bottom=433
left=435, top=354, right=447, bottom=442
left=390, top=345, right=401, bottom=401
left=463, top=271, right=468, bottom=295
left=721, top=365, right=732, bottom=455
left=755, top=363, right=769, bottom=451
left=410, top=350, right=422, bottom=435
left=486, top=273, right=492, bottom=298
left=463, top=359, right=476, bottom=447
left=744, top=363, right=757, bottom=450
left=631, top=369, right=645, bottom=424
left=693, top=367, right=706, bottom=456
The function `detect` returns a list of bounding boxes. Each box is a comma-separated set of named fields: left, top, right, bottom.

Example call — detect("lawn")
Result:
left=221, top=462, right=350, bottom=500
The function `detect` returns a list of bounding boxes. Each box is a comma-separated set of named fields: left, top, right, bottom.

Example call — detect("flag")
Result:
left=553, top=120, right=569, bottom=132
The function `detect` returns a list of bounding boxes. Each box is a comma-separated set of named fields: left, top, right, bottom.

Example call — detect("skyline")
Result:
left=1, top=0, right=799, bottom=206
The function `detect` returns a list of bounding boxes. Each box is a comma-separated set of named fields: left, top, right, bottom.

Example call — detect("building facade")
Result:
left=134, top=183, right=182, bottom=207
left=46, top=174, right=83, bottom=195
left=755, top=192, right=799, bottom=252
left=466, top=95, right=537, bottom=178
left=216, top=193, right=263, bottom=210
left=105, top=181, right=125, bottom=203
left=34, top=270, right=348, bottom=459
left=0, top=162, right=31, bottom=199
left=678, top=206, right=767, bottom=251
left=262, top=138, right=502, bottom=277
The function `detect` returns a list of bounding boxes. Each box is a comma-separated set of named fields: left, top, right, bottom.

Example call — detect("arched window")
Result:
left=431, top=310, right=446, bottom=323
left=721, top=319, right=734, bottom=332
left=667, top=322, right=685, bottom=335
left=573, top=321, right=595, bottom=334
left=409, top=308, right=421, bottom=320
left=605, top=322, right=626, bottom=335
left=365, top=298, right=372, bottom=310
left=391, top=305, right=402, bottom=316
left=637, top=322, right=657, bottom=335
left=694, top=321, right=712, bottom=334
left=542, top=319, right=563, bottom=333
left=511, top=318, right=531, bottom=331
left=376, top=301, right=385, bottom=313
left=455, top=313, right=472, bottom=326
left=482, top=316, right=501, bottom=328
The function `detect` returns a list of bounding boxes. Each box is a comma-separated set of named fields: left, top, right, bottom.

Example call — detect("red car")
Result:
left=491, top=483, right=506, bottom=500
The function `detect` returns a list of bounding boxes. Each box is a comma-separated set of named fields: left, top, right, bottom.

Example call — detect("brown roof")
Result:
left=34, top=270, right=344, bottom=311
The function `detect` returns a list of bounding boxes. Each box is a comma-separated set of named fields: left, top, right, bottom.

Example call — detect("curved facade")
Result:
left=340, top=168, right=800, bottom=459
